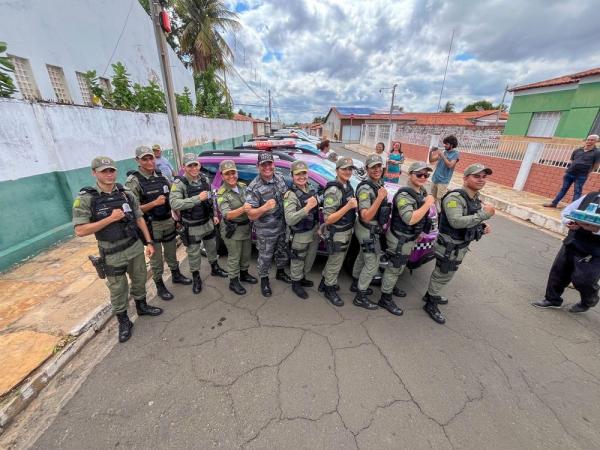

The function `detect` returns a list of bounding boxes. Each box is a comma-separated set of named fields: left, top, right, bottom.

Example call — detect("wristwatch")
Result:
left=146, top=240, right=154, bottom=245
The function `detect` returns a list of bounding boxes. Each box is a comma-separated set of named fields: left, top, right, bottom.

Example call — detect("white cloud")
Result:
left=225, top=0, right=600, bottom=123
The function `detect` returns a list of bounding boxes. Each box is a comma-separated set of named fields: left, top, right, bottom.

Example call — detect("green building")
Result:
left=504, top=67, right=600, bottom=145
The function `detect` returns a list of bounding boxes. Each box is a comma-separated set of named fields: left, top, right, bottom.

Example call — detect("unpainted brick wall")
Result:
left=524, top=164, right=600, bottom=199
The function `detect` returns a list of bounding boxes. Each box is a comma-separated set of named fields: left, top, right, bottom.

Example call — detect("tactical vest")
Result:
left=82, top=184, right=138, bottom=242
left=355, top=179, right=390, bottom=229
left=325, top=180, right=356, bottom=232
left=289, top=185, right=319, bottom=233
left=439, top=189, right=484, bottom=242
left=179, top=176, right=213, bottom=225
left=132, top=170, right=171, bottom=221
left=391, top=187, right=430, bottom=239
left=563, top=192, right=600, bottom=257
left=255, top=176, right=286, bottom=225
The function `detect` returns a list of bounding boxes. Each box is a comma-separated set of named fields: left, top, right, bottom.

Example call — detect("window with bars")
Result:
left=76, top=72, right=93, bottom=105
left=526, top=112, right=561, bottom=138
left=47, top=65, right=72, bottom=103
left=9, top=55, right=41, bottom=100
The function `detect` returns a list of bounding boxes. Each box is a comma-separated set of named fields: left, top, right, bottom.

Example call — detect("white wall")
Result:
left=3, top=0, right=194, bottom=104
left=0, top=99, right=252, bottom=182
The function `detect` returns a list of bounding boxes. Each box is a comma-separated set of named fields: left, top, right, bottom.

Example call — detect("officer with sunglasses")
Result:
left=423, top=163, right=496, bottom=324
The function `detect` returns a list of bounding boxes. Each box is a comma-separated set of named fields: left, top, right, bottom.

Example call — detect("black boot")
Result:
left=240, top=270, right=258, bottom=284
left=422, top=292, right=448, bottom=305
left=300, top=278, right=314, bottom=287
left=423, top=298, right=446, bottom=324
left=324, top=285, right=344, bottom=307
left=350, top=278, right=373, bottom=295
left=116, top=312, right=133, bottom=343
left=192, top=270, right=202, bottom=294
left=229, top=277, right=246, bottom=295
left=135, top=297, right=163, bottom=316
left=318, top=277, right=339, bottom=292
left=171, top=268, right=192, bottom=285
left=261, top=277, right=272, bottom=297
left=392, top=287, right=407, bottom=298
left=292, top=280, right=309, bottom=299
left=155, top=278, right=174, bottom=301
left=353, top=290, right=378, bottom=310
left=210, top=261, right=228, bottom=278
left=378, top=293, right=403, bottom=316
left=276, top=268, right=292, bottom=284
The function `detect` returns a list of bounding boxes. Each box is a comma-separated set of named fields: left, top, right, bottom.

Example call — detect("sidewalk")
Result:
left=346, top=143, right=567, bottom=235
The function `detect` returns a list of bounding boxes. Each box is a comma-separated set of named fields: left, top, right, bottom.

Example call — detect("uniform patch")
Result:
left=324, top=197, right=335, bottom=206
left=72, top=198, right=81, bottom=208
left=359, top=192, right=369, bottom=200
left=447, top=200, right=458, bottom=208
left=217, top=197, right=224, bottom=205
left=217, top=186, right=226, bottom=195
left=397, top=198, right=408, bottom=207
left=170, top=184, right=177, bottom=192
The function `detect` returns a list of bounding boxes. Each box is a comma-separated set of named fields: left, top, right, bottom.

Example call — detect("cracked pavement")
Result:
left=27, top=213, right=600, bottom=450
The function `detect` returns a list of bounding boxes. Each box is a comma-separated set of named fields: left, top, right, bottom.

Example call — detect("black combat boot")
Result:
left=240, top=270, right=258, bottom=284
left=192, top=270, right=202, bottom=294
left=210, top=261, right=228, bottom=278
left=135, top=297, right=163, bottom=316
left=422, top=292, right=448, bottom=305
left=423, top=296, right=446, bottom=324
left=171, top=268, right=192, bottom=285
left=350, top=278, right=373, bottom=295
left=261, top=277, right=272, bottom=297
left=353, top=290, right=378, bottom=310
left=155, top=278, right=174, bottom=301
left=292, top=280, right=309, bottom=299
left=275, top=268, right=292, bottom=284
left=324, top=285, right=344, bottom=307
left=318, top=277, right=339, bottom=292
left=300, top=278, right=314, bottom=287
left=378, top=293, right=403, bottom=316
left=116, top=312, right=133, bottom=343
left=392, top=286, right=407, bottom=298
left=229, top=277, right=246, bottom=295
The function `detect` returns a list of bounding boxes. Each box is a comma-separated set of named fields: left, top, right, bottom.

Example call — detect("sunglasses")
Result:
left=470, top=174, right=488, bottom=179
left=141, top=155, right=155, bottom=161
left=186, top=163, right=199, bottom=168
left=412, top=172, right=430, bottom=179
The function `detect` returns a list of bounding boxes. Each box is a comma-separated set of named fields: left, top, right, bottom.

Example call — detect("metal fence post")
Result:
left=513, top=142, right=543, bottom=191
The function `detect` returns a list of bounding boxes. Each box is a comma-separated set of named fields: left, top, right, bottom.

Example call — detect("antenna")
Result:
left=436, top=28, right=455, bottom=112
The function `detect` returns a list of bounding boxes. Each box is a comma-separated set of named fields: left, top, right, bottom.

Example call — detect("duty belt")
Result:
left=100, top=237, right=139, bottom=255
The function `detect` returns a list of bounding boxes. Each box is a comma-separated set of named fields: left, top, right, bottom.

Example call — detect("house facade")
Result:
left=504, top=68, right=600, bottom=145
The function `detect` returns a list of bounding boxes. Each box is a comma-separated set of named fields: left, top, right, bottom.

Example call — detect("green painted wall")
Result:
left=556, top=107, right=600, bottom=138
left=0, top=134, right=252, bottom=272
left=571, top=82, right=600, bottom=108
left=509, top=89, right=575, bottom=114
left=503, top=112, right=532, bottom=136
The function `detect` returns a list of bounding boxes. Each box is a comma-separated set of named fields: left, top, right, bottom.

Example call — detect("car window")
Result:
left=200, top=162, right=218, bottom=180
left=236, top=164, right=259, bottom=184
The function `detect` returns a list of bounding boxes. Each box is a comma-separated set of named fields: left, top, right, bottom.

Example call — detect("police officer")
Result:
left=246, top=152, right=292, bottom=297
left=73, top=156, right=163, bottom=343
left=423, top=163, right=495, bottom=324
left=169, top=153, right=228, bottom=294
left=284, top=160, right=320, bottom=299
left=380, top=161, right=435, bottom=316
left=216, top=159, right=258, bottom=295
left=125, top=146, right=192, bottom=301
left=319, top=156, right=358, bottom=306
left=532, top=191, right=600, bottom=313
left=350, top=153, right=390, bottom=310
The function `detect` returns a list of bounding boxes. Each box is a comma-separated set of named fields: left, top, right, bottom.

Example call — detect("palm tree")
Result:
left=442, top=101, right=455, bottom=113
left=175, top=0, right=241, bottom=73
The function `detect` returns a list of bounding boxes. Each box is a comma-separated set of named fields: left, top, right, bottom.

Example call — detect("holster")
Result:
left=88, top=255, right=107, bottom=279
left=177, top=223, right=191, bottom=246
left=435, top=237, right=468, bottom=274
left=326, top=234, right=348, bottom=255
left=386, top=236, right=410, bottom=268
left=224, top=220, right=237, bottom=239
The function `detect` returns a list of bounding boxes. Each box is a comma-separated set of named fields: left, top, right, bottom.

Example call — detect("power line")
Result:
left=102, top=0, right=136, bottom=76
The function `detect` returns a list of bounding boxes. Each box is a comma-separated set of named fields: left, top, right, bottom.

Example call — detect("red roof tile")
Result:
left=233, top=113, right=254, bottom=122
left=335, top=109, right=507, bottom=126
left=510, top=67, right=600, bottom=92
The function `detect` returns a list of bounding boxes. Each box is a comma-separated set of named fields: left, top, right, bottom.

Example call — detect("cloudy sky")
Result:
left=223, top=0, right=599, bottom=123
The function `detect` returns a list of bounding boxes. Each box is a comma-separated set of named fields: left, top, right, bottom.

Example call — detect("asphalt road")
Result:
left=15, top=146, right=600, bottom=449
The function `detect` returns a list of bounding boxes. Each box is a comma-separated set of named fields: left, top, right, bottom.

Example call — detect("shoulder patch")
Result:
left=324, top=196, right=336, bottom=206
left=217, top=186, right=226, bottom=195
left=170, top=184, right=178, bottom=192
left=358, top=192, right=370, bottom=201
left=446, top=200, right=458, bottom=208
left=72, top=198, right=81, bottom=208
left=397, top=197, right=408, bottom=207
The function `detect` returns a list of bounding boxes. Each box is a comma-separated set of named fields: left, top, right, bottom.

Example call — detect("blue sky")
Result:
left=224, top=0, right=599, bottom=123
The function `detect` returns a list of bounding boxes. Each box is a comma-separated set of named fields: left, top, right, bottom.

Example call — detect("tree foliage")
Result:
left=441, top=101, right=455, bottom=113
left=176, top=86, right=194, bottom=114
left=194, top=64, right=232, bottom=118
left=133, top=80, right=167, bottom=112
left=0, top=42, right=16, bottom=98
left=461, top=100, right=495, bottom=112
left=312, top=116, right=325, bottom=123
left=110, top=62, right=135, bottom=109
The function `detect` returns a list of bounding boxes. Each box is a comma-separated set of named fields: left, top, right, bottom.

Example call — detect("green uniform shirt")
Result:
left=284, top=187, right=318, bottom=244
left=356, top=178, right=383, bottom=227
left=217, top=182, right=250, bottom=240
left=394, top=184, right=428, bottom=232
left=441, top=190, right=492, bottom=243
left=170, top=174, right=215, bottom=236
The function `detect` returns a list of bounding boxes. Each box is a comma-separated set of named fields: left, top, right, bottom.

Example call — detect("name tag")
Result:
left=122, top=203, right=132, bottom=213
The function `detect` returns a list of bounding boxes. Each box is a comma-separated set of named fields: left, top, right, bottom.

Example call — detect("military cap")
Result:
left=152, top=144, right=161, bottom=151
left=91, top=156, right=116, bottom=172
left=183, top=153, right=199, bottom=166
left=464, top=163, right=493, bottom=176
left=257, top=151, right=274, bottom=165
left=336, top=156, right=355, bottom=169
left=408, top=161, right=433, bottom=173
left=135, top=146, right=154, bottom=158
left=291, top=160, right=309, bottom=174
left=365, top=153, right=384, bottom=168
left=219, top=159, right=237, bottom=173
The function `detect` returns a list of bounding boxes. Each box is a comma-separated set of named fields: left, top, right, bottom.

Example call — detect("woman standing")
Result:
left=216, top=160, right=258, bottom=295
left=375, top=142, right=387, bottom=177
left=385, top=142, right=404, bottom=184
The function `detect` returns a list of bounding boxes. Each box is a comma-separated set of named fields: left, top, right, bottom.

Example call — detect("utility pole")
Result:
left=268, top=89, right=272, bottom=132
left=388, top=84, right=398, bottom=148
left=436, top=28, right=455, bottom=112
left=495, top=84, right=509, bottom=125
left=150, top=0, right=183, bottom=168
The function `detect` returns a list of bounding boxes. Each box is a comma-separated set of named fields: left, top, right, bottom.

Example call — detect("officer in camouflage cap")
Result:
left=284, top=160, right=320, bottom=299
left=319, top=156, right=358, bottom=306
left=380, top=161, right=435, bottom=316
left=125, top=146, right=192, bottom=302
left=246, top=151, right=292, bottom=297
left=170, top=153, right=228, bottom=295
left=423, top=163, right=495, bottom=324
left=73, top=156, right=162, bottom=343
left=216, top=160, right=258, bottom=295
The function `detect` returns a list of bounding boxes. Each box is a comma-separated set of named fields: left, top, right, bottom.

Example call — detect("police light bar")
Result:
left=252, top=140, right=297, bottom=149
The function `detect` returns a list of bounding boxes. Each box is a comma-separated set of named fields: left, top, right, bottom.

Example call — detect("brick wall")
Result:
left=524, top=164, right=600, bottom=199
